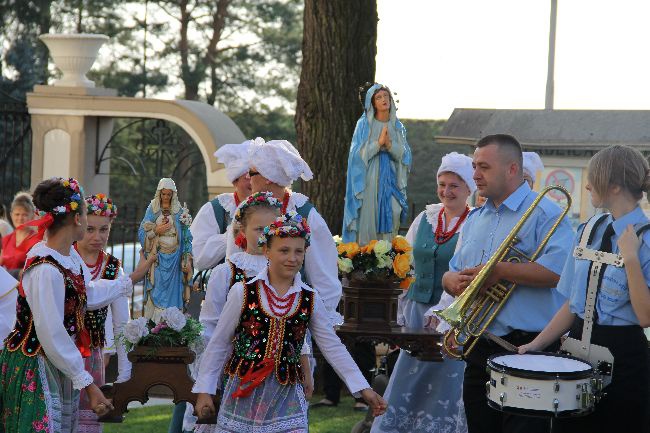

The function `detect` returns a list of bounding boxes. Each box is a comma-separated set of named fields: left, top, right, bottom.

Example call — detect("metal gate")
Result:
left=0, top=90, right=31, bottom=208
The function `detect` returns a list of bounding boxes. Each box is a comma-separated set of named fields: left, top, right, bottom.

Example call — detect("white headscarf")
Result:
left=215, top=140, right=252, bottom=183
left=437, top=152, right=477, bottom=193
left=248, top=137, right=313, bottom=187
left=523, top=152, right=544, bottom=183
left=151, top=177, right=182, bottom=214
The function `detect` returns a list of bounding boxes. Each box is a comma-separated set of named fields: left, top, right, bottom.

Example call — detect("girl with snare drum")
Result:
left=520, top=145, right=650, bottom=432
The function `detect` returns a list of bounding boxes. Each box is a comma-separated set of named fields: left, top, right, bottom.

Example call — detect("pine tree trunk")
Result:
left=295, top=0, right=377, bottom=233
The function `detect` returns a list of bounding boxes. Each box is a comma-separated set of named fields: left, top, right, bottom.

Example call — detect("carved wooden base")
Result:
left=98, top=346, right=219, bottom=424
left=336, top=326, right=443, bottom=362
left=339, top=280, right=402, bottom=332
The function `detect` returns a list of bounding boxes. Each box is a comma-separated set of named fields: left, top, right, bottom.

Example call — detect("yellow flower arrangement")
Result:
left=392, top=235, right=413, bottom=253
left=392, top=253, right=412, bottom=279
left=336, top=236, right=415, bottom=285
left=337, top=242, right=360, bottom=259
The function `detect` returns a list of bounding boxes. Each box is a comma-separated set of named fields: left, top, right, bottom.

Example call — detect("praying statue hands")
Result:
left=378, top=125, right=392, bottom=151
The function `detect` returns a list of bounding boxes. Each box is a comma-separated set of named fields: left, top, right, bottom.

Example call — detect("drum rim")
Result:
left=487, top=351, right=593, bottom=380
left=486, top=399, right=595, bottom=418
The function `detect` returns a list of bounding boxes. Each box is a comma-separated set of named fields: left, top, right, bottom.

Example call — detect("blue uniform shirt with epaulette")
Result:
left=449, top=182, right=575, bottom=336
left=556, top=206, right=650, bottom=326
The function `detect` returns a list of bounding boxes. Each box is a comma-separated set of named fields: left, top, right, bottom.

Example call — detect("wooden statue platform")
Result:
left=98, top=346, right=218, bottom=424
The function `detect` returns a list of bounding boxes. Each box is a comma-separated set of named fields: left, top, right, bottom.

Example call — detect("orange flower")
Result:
left=392, top=236, right=412, bottom=253
left=360, top=239, right=378, bottom=254
left=399, top=276, right=415, bottom=290
left=393, top=253, right=411, bottom=279
left=337, top=242, right=360, bottom=258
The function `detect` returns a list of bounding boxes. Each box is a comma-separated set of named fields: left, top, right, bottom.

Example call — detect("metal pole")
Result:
left=545, top=0, right=558, bottom=110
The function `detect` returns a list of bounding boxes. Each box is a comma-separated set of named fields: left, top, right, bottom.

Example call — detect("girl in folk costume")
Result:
left=184, top=192, right=313, bottom=432
left=191, top=140, right=253, bottom=270
left=75, top=194, right=154, bottom=432
left=0, top=178, right=143, bottom=432
left=372, top=152, right=473, bottom=433
left=194, top=213, right=386, bottom=432
left=520, top=145, right=650, bottom=433
left=247, top=138, right=342, bottom=326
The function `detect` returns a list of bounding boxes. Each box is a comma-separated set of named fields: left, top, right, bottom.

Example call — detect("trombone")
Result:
left=436, top=185, right=572, bottom=358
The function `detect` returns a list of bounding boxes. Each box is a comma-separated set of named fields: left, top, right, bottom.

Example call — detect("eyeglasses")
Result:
left=248, top=170, right=260, bottom=177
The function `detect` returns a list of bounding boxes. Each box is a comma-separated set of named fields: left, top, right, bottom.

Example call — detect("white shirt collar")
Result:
left=285, top=191, right=309, bottom=211
left=229, top=252, right=268, bottom=274
left=28, top=242, right=84, bottom=272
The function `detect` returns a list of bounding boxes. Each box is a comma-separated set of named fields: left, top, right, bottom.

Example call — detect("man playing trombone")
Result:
left=441, top=134, right=575, bottom=433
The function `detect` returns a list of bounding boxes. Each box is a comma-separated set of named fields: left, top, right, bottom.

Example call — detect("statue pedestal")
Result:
left=339, top=277, right=402, bottom=332
left=99, top=346, right=219, bottom=424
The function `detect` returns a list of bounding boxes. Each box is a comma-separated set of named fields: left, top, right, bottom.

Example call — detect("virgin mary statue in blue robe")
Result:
left=343, top=83, right=412, bottom=245
left=138, top=178, right=193, bottom=320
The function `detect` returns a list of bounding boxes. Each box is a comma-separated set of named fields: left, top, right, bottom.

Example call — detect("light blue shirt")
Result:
left=556, top=206, right=650, bottom=326
left=450, top=182, right=575, bottom=336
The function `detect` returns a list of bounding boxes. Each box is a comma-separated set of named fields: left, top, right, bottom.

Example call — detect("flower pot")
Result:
left=338, top=277, right=402, bottom=332
left=39, top=33, right=108, bottom=87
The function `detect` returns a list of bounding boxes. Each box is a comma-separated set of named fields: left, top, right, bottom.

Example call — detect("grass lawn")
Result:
left=103, top=395, right=365, bottom=433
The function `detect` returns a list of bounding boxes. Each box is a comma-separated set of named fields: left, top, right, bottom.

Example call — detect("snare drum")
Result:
left=486, top=352, right=595, bottom=417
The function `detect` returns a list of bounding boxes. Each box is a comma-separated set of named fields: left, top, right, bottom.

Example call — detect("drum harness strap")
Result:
left=565, top=213, right=650, bottom=387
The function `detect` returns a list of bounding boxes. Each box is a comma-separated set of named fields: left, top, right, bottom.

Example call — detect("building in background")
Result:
left=436, top=108, right=650, bottom=228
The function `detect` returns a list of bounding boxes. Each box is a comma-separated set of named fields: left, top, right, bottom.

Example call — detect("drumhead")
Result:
left=487, top=351, right=593, bottom=380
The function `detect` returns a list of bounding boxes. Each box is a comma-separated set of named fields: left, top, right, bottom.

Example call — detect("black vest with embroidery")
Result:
left=227, top=260, right=249, bottom=288
left=224, top=280, right=314, bottom=385
left=84, top=253, right=121, bottom=348
left=5, top=256, right=87, bottom=357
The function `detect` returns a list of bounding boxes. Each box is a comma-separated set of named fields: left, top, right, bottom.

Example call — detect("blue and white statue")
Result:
left=343, top=83, right=412, bottom=245
left=139, top=178, right=193, bottom=321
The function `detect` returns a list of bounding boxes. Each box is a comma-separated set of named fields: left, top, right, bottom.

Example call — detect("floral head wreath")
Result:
left=20, top=177, right=85, bottom=236
left=49, top=178, right=84, bottom=216
left=234, top=191, right=281, bottom=222
left=258, top=211, right=311, bottom=247
left=85, top=193, right=117, bottom=218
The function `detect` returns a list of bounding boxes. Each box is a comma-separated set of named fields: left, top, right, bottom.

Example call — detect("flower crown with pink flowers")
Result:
left=258, top=211, right=311, bottom=247
left=234, top=191, right=282, bottom=222
left=85, top=193, right=118, bottom=218
left=49, top=178, right=84, bottom=216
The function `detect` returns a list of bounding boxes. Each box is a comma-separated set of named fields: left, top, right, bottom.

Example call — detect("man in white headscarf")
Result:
left=522, top=151, right=545, bottom=189
left=190, top=140, right=253, bottom=271
left=247, top=138, right=342, bottom=325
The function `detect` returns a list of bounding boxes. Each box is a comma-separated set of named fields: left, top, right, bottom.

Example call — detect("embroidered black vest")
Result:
left=228, top=260, right=248, bottom=289
left=5, top=256, right=87, bottom=357
left=224, top=280, right=314, bottom=385
left=84, top=253, right=121, bottom=348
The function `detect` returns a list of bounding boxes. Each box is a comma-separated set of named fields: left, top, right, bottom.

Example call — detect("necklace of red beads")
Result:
left=78, top=247, right=105, bottom=280
left=262, top=281, right=296, bottom=316
left=435, top=206, right=470, bottom=244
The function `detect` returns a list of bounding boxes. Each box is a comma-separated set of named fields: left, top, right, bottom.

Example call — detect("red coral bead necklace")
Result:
left=435, top=206, right=469, bottom=245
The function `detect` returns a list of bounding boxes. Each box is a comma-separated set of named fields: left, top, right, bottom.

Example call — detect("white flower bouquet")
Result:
left=179, top=204, right=193, bottom=226
left=120, top=307, right=202, bottom=352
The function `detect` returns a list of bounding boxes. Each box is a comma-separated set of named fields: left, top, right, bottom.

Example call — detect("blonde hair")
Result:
left=588, top=145, right=650, bottom=200
left=11, top=191, right=35, bottom=214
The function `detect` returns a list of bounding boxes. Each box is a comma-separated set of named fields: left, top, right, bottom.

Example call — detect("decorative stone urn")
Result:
left=39, top=33, right=108, bottom=87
